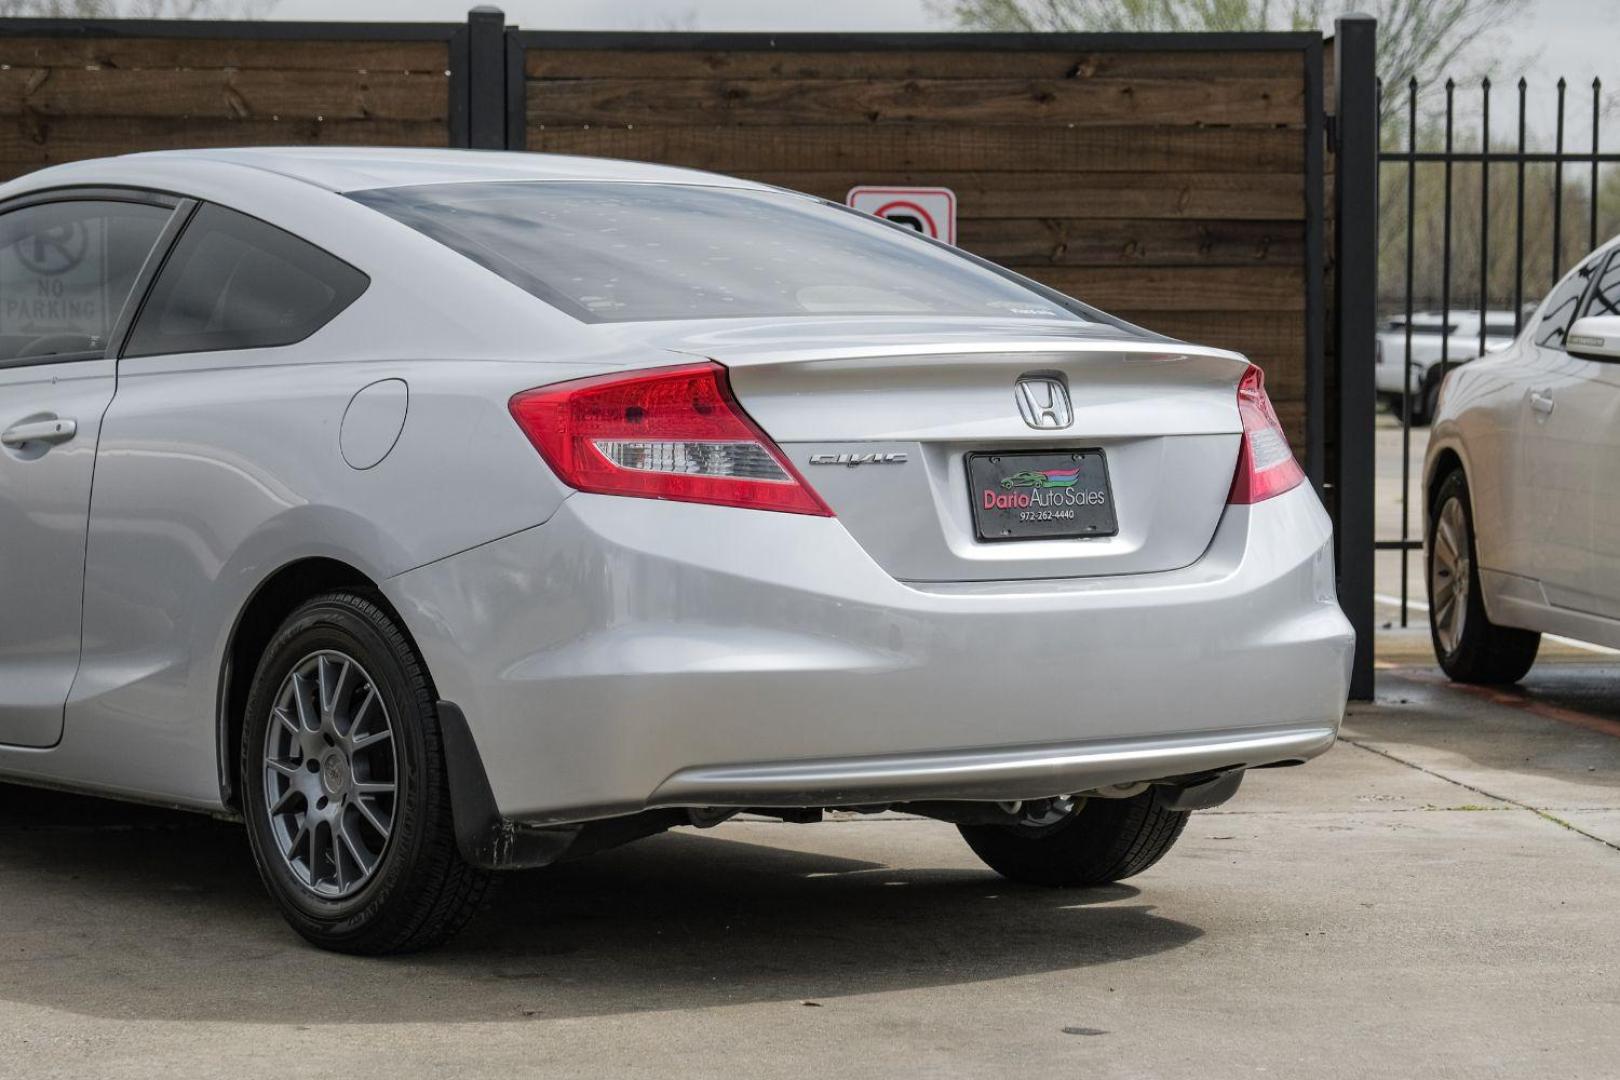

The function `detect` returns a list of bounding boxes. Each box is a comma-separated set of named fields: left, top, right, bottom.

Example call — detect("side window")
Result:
left=1534, top=256, right=1601, bottom=349
left=125, top=203, right=368, bottom=358
left=1581, top=252, right=1620, bottom=319
left=0, top=199, right=169, bottom=364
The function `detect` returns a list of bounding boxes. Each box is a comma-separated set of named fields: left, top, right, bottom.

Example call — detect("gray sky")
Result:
left=270, top=0, right=1614, bottom=146
left=272, top=0, right=941, bottom=30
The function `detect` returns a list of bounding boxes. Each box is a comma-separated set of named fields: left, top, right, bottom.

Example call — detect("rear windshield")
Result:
left=350, top=181, right=1103, bottom=326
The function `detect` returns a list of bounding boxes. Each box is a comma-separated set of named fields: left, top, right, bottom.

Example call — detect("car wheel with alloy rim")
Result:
left=241, top=590, right=492, bottom=954
left=1427, top=469, right=1539, bottom=684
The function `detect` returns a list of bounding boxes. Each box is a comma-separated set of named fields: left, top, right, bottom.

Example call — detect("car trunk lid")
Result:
left=620, top=318, right=1253, bottom=583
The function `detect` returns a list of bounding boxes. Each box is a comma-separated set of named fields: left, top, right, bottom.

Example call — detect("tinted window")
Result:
left=125, top=204, right=367, bottom=358
left=1534, top=257, right=1600, bottom=348
left=1582, top=252, right=1620, bottom=319
left=0, top=199, right=169, bottom=364
left=351, top=182, right=1105, bottom=326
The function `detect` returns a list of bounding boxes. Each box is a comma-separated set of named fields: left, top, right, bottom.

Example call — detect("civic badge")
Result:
left=1014, top=376, right=1073, bottom=430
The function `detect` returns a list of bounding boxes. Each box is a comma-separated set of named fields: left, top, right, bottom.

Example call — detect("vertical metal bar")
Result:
left=1593, top=78, right=1602, bottom=255
left=1480, top=78, right=1491, bottom=360
left=1401, top=79, right=1417, bottom=628
left=1553, top=77, right=1566, bottom=282
left=1303, top=35, right=1326, bottom=495
left=1440, top=81, right=1455, bottom=389
left=1515, top=79, right=1527, bottom=334
left=1428, top=81, right=1454, bottom=631
left=466, top=6, right=508, bottom=150
left=1333, top=15, right=1379, bottom=700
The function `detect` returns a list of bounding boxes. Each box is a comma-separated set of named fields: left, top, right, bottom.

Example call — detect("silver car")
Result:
left=0, top=149, right=1353, bottom=953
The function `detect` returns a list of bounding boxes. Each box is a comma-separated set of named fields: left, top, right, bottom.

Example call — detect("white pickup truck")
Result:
left=1376, top=309, right=1519, bottom=424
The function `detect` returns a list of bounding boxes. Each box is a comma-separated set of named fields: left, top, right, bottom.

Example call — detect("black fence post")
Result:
left=1334, top=14, right=1377, bottom=701
left=1303, top=35, right=1326, bottom=494
left=467, top=6, right=509, bottom=150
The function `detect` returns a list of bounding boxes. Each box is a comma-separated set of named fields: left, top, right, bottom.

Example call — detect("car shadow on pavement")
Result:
left=0, top=787, right=1201, bottom=1023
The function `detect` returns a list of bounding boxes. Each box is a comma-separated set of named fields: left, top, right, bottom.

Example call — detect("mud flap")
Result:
left=436, top=700, right=578, bottom=869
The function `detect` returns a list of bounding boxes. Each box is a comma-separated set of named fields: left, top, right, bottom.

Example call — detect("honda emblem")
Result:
left=1014, top=377, right=1073, bottom=430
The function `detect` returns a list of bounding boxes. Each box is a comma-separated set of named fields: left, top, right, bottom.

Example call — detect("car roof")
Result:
left=11, top=147, right=777, bottom=197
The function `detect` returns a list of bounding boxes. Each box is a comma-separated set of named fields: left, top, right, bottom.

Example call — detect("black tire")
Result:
left=240, top=590, right=493, bottom=954
left=957, top=789, right=1189, bottom=887
left=1428, top=469, right=1540, bottom=684
left=1420, top=377, right=1442, bottom=425
left=1401, top=373, right=1440, bottom=426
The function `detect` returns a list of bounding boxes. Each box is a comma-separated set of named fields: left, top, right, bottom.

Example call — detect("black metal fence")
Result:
left=1376, top=74, right=1618, bottom=627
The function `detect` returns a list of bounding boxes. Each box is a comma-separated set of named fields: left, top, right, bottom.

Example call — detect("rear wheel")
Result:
left=958, top=788, right=1189, bottom=887
left=1428, top=470, right=1539, bottom=684
left=240, top=591, right=492, bottom=954
left=1420, top=376, right=1442, bottom=425
left=1401, top=372, right=1441, bottom=426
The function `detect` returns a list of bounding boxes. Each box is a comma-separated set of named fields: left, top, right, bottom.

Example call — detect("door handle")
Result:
left=1, top=417, right=77, bottom=448
left=1529, top=389, right=1555, bottom=415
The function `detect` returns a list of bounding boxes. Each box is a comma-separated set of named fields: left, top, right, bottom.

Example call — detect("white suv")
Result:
left=1376, top=309, right=1518, bottom=424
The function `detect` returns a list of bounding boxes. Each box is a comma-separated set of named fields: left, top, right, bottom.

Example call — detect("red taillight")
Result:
left=1227, top=365, right=1305, bottom=505
left=509, top=362, right=832, bottom=516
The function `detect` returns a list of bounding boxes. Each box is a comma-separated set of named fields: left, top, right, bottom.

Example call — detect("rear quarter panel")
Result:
left=29, top=350, right=590, bottom=807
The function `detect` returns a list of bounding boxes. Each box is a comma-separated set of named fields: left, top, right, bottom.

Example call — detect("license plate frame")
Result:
left=966, top=449, right=1118, bottom=543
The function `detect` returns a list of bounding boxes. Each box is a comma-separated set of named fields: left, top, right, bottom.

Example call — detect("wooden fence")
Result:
left=0, top=19, right=467, bottom=180
left=0, top=16, right=1327, bottom=455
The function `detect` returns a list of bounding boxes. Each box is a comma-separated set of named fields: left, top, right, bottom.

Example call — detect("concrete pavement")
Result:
left=1, top=664, right=1618, bottom=1079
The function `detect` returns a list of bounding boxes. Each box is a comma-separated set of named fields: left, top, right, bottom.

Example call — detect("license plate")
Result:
left=967, top=449, right=1117, bottom=543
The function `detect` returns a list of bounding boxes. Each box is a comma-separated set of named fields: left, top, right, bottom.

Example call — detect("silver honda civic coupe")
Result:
left=0, top=148, right=1353, bottom=953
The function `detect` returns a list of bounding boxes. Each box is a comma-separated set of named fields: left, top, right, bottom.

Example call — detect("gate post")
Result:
left=1334, top=14, right=1378, bottom=700
left=466, top=6, right=509, bottom=150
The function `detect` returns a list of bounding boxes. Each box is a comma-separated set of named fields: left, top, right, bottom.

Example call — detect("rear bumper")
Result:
left=386, top=482, right=1353, bottom=824
left=649, top=724, right=1335, bottom=808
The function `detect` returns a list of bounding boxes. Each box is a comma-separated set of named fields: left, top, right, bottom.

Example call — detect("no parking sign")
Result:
left=846, top=186, right=957, bottom=246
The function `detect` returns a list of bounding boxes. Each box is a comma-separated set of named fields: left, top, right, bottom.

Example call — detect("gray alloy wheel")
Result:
left=242, top=591, right=494, bottom=954
left=1430, top=495, right=1470, bottom=656
left=263, top=650, right=398, bottom=900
